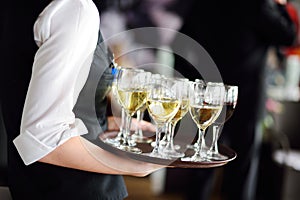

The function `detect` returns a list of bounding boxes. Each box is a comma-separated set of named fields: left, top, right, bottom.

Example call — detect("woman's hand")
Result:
left=106, top=116, right=156, bottom=133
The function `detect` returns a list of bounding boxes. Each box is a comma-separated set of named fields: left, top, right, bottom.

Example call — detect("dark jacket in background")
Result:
left=168, top=0, right=296, bottom=199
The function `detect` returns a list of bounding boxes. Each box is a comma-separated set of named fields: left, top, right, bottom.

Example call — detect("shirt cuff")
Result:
left=13, top=119, right=88, bottom=165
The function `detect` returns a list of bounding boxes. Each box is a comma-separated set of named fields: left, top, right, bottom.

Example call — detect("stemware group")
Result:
left=105, top=66, right=238, bottom=162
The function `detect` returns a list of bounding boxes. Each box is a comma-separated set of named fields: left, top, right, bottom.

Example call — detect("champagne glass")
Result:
left=161, top=78, right=190, bottom=158
left=116, top=68, right=151, bottom=153
left=145, top=76, right=181, bottom=158
left=182, top=82, right=225, bottom=162
left=207, top=85, right=238, bottom=160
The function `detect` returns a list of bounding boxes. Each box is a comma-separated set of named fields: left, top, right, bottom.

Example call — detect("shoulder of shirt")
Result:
left=33, top=0, right=98, bottom=46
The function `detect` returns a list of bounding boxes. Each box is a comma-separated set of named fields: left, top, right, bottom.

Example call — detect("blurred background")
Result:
left=1, top=0, right=300, bottom=200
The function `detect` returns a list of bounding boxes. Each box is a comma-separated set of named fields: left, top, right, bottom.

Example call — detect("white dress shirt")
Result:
left=13, top=0, right=100, bottom=165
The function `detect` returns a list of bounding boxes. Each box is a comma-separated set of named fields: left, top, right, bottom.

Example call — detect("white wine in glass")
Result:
left=182, top=82, right=224, bottom=162
left=117, top=89, right=147, bottom=115
left=116, top=68, right=151, bottom=153
left=145, top=76, right=180, bottom=158
left=161, top=78, right=190, bottom=158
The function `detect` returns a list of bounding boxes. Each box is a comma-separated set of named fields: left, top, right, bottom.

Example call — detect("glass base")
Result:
left=181, top=149, right=210, bottom=162
left=161, top=148, right=185, bottom=158
left=206, top=151, right=228, bottom=161
left=181, top=154, right=209, bottom=162
left=186, top=143, right=209, bottom=152
left=104, top=137, right=122, bottom=147
left=143, top=150, right=172, bottom=159
left=118, top=145, right=142, bottom=154
left=131, top=134, right=153, bottom=143
left=151, top=141, right=181, bottom=150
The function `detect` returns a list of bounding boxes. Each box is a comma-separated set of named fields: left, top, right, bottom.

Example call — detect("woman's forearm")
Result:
left=39, top=136, right=163, bottom=177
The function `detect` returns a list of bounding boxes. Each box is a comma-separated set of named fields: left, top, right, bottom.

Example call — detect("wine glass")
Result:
left=182, top=81, right=225, bottom=162
left=161, top=78, right=190, bottom=158
left=145, top=76, right=181, bottom=158
left=206, top=85, right=238, bottom=160
left=104, top=66, right=126, bottom=146
left=116, top=67, right=151, bottom=153
left=186, top=79, right=206, bottom=150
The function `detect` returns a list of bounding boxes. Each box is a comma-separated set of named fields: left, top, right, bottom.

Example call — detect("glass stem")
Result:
left=160, top=123, right=169, bottom=144
left=153, top=124, right=164, bottom=154
left=117, top=108, right=126, bottom=138
left=194, top=128, right=205, bottom=157
left=165, top=121, right=177, bottom=150
left=210, top=124, right=223, bottom=154
left=167, top=122, right=172, bottom=142
left=123, top=112, right=132, bottom=146
left=195, top=128, right=206, bottom=148
left=135, top=109, right=144, bottom=136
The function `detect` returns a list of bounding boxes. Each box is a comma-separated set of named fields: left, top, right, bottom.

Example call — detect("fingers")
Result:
left=107, top=116, right=121, bottom=131
left=107, top=116, right=155, bottom=132
left=131, top=118, right=156, bottom=132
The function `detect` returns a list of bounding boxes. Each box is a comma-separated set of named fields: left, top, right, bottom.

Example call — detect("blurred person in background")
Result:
left=99, top=0, right=182, bottom=73
left=167, top=0, right=297, bottom=199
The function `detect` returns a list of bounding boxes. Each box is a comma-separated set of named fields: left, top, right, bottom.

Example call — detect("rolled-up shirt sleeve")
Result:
left=13, top=0, right=100, bottom=165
